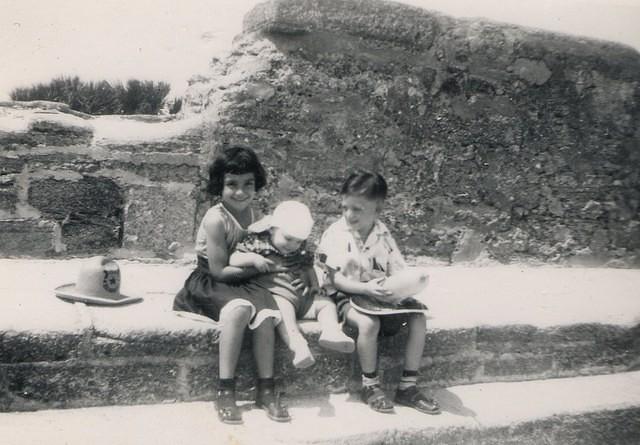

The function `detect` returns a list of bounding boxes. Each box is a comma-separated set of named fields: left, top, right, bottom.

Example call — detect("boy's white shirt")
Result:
left=318, top=216, right=406, bottom=295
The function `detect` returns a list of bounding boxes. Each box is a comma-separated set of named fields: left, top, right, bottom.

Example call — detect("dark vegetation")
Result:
left=10, top=76, right=183, bottom=115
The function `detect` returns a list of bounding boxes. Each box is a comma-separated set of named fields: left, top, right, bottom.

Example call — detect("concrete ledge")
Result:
left=1, top=372, right=639, bottom=445
left=1, top=259, right=639, bottom=411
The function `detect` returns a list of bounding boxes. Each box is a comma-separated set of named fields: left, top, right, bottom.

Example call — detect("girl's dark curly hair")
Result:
left=340, top=170, right=387, bottom=201
left=207, top=145, right=267, bottom=196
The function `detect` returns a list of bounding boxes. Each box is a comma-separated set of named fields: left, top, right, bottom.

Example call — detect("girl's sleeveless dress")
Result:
left=173, top=203, right=281, bottom=329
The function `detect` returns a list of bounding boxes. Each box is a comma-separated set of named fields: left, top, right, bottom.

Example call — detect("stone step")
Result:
left=1, top=372, right=639, bottom=445
left=1, top=259, right=639, bottom=411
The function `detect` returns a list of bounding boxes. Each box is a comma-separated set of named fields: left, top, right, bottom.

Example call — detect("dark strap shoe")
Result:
left=256, top=385, right=291, bottom=422
left=361, top=384, right=395, bottom=413
left=215, top=388, right=243, bottom=424
left=394, top=385, right=441, bottom=414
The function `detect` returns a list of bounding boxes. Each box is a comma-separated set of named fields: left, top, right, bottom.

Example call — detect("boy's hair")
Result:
left=340, top=170, right=388, bottom=200
left=207, top=145, right=267, bottom=196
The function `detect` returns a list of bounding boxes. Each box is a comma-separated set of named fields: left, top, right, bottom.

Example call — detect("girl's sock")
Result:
left=218, top=378, right=235, bottom=390
left=257, top=377, right=275, bottom=389
left=398, top=370, right=418, bottom=390
left=362, top=371, right=380, bottom=388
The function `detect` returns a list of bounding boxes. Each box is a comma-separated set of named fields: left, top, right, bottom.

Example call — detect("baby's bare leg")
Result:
left=314, top=297, right=355, bottom=353
left=275, top=296, right=315, bottom=369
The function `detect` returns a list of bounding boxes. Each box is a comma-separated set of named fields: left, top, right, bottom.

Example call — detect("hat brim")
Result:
left=350, top=295, right=429, bottom=316
left=55, top=283, right=143, bottom=306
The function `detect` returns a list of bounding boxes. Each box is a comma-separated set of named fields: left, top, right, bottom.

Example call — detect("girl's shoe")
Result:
left=361, top=384, right=395, bottom=414
left=394, top=385, right=441, bottom=414
left=215, top=388, right=243, bottom=424
left=256, top=385, right=291, bottom=422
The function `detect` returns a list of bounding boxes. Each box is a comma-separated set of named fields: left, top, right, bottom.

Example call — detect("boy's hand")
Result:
left=363, top=277, right=393, bottom=301
left=291, top=278, right=311, bottom=297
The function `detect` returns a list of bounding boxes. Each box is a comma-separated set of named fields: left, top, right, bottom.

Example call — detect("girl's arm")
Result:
left=228, top=251, right=274, bottom=273
left=204, top=215, right=265, bottom=283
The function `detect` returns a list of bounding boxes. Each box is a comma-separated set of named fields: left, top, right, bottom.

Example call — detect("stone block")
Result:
left=416, top=354, right=484, bottom=386
left=123, top=184, right=196, bottom=256
left=0, top=331, right=85, bottom=363
left=0, top=219, right=58, bottom=256
left=1, top=360, right=182, bottom=411
left=28, top=176, right=124, bottom=252
left=483, top=353, right=554, bottom=379
left=90, top=330, right=219, bottom=358
left=476, top=325, right=539, bottom=353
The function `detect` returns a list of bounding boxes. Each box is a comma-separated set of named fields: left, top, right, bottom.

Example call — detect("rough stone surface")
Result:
left=184, top=0, right=640, bottom=266
left=0, top=219, right=59, bottom=256
left=0, top=103, right=203, bottom=257
left=1, top=259, right=639, bottom=411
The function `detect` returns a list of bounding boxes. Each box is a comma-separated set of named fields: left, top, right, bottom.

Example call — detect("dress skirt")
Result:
left=173, top=256, right=281, bottom=329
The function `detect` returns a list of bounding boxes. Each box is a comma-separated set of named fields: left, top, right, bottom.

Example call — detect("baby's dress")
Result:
left=235, top=232, right=318, bottom=318
left=173, top=204, right=281, bottom=329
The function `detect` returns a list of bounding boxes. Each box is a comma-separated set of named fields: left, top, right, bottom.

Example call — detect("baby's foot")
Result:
left=319, top=329, right=355, bottom=353
left=290, top=336, right=315, bottom=369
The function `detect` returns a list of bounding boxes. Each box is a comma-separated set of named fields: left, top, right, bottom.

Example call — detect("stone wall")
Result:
left=0, top=101, right=203, bottom=257
left=184, top=0, right=640, bottom=266
left=2, top=0, right=639, bottom=266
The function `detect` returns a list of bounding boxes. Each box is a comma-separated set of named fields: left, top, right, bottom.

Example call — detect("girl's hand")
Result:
left=363, top=277, right=393, bottom=301
left=251, top=254, right=276, bottom=273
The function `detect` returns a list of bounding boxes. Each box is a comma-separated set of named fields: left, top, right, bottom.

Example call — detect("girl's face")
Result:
left=221, top=172, right=256, bottom=214
left=271, top=227, right=305, bottom=255
left=341, top=194, right=381, bottom=238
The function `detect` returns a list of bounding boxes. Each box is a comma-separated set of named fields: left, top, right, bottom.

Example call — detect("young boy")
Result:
left=229, top=200, right=355, bottom=369
left=318, top=170, right=440, bottom=415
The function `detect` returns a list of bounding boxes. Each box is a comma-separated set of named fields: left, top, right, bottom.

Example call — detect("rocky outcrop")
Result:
left=2, top=0, right=639, bottom=265
left=186, top=0, right=640, bottom=266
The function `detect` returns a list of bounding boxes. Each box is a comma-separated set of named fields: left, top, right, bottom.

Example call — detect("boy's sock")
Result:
left=362, top=371, right=380, bottom=387
left=398, top=370, right=418, bottom=390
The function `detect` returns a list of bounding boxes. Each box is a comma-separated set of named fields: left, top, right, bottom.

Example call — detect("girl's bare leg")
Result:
left=218, top=305, right=252, bottom=378
left=253, top=317, right=276, bottom=378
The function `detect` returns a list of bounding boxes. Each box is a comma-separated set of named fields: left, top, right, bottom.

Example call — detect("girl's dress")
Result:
left=173, top=203, right=281, bottom=329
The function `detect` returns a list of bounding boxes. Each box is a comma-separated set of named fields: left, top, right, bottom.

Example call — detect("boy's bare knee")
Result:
left=409, top=312, right=427, bottom=329
left=357, top=315, right=380, bottom=336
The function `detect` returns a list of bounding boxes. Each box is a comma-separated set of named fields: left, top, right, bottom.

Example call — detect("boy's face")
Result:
left=341, top=194, right=381, bottom=236
left=271, top=227, right=305, bottom=254
left=221, top=172, right=256, bottom=214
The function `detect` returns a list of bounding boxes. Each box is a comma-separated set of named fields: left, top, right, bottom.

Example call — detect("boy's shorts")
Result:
left=331, top=292, right=409, bottom=337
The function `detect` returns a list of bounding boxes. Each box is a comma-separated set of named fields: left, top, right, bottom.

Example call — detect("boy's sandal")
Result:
left=215, top=388, right=243, bottom=424
left=256, top=386, right=292, bottom=422
left=361, top=384, right=395, bottom=414
left=394, top=386, right=441, bottom=415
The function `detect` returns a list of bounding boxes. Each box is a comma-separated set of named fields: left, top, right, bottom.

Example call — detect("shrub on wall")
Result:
left=10, top=76, right=180, bottom=115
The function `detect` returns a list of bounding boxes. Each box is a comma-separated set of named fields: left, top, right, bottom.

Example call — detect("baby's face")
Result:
left=271, top=227, right=305, bottom=254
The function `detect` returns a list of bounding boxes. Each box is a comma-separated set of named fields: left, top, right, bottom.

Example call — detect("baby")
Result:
left=229, top=200, right=355, bottom=368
